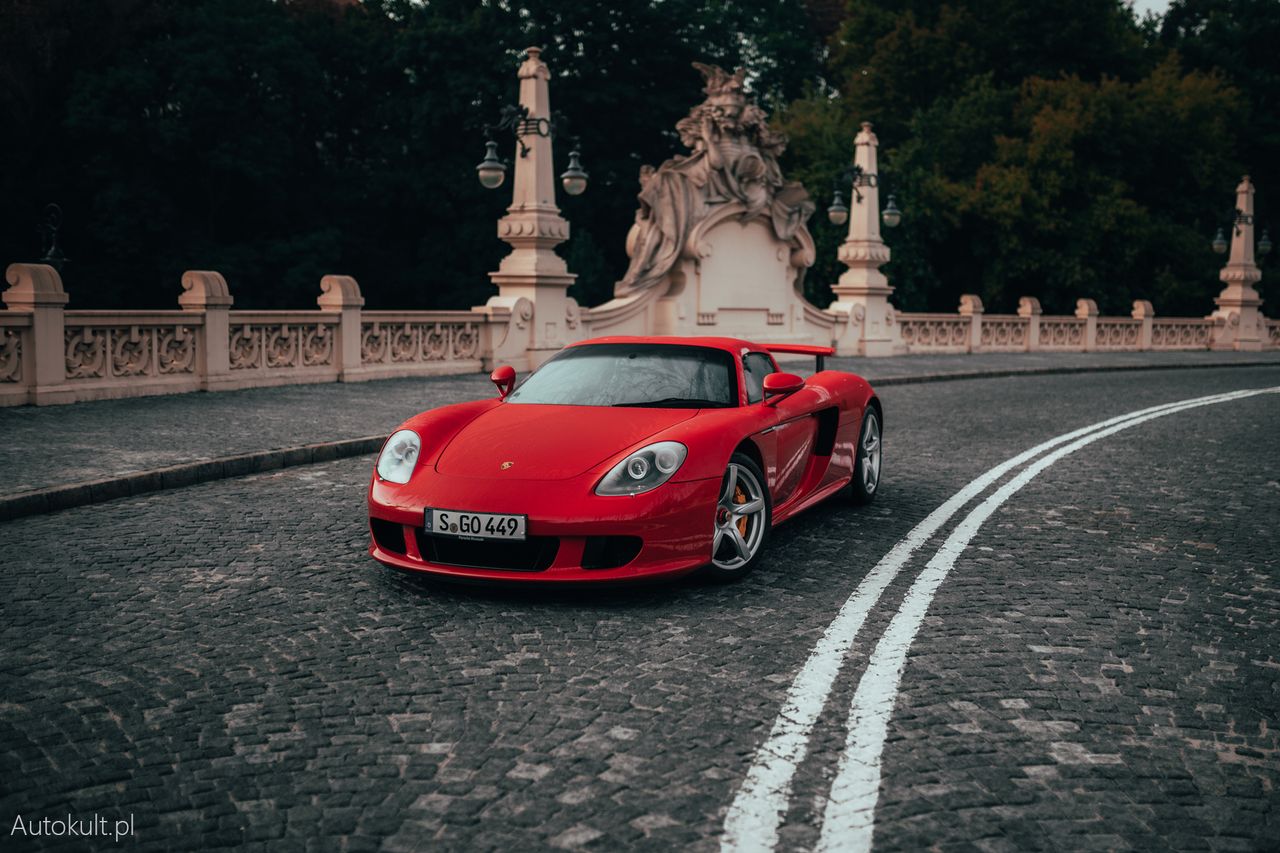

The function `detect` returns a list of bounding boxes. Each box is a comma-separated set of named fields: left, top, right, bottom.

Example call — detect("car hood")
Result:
left=434, top=403, right=697, bottom=479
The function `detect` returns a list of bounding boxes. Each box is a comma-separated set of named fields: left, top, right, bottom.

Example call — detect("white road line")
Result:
left=719, top=390, right=1263, bottom=853
left=721, top=386, right=1269, bottom=850
left=814, top=386, right=1279, bottom=853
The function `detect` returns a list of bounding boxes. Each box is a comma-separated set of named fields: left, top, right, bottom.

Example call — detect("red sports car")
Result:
left=367, top=336, right=881, bottom=583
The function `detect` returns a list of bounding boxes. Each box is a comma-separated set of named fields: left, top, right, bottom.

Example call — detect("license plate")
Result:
left=425, top=508, right=526, bottom=541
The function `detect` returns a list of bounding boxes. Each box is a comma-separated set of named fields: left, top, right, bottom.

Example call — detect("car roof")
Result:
left=565, top=335, right=763, bottom=354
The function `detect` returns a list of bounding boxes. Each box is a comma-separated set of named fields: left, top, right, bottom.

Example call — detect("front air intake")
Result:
left=414, top=531, right=558, bottom=572
left=581, top=536, right=643, bottom=570
left=370, top=517, right=407, bottom=555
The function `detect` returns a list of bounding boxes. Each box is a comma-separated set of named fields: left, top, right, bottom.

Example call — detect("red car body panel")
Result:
left=367, top=335, right=878, bottom=582
left=435, top=405, right=698, bottom=479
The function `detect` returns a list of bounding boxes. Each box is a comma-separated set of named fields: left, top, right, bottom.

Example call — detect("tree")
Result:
left=0, top=0, right=824, bottom=310
left=778, top=0, right=1251, bottom=316
left=1158, top=0, right=1280, bottom=309
left=3, top=0, right=1273, bottom=318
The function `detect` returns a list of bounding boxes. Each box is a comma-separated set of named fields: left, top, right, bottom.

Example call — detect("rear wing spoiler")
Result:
left=762, top=344, right=835, bottom=372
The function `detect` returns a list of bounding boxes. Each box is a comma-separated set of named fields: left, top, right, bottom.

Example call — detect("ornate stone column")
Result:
left=317, top=274, right=364, bottom=381
left=179, top=270, right=234, bottom=392
left=1131, top=299, right=1154, bottom=350
left=1209, top=176, right=1265, bottom=351
left=483, top=47, right=581, bottom=369
left=958, top=294, right=984, bottom=352
left=1018, top=296, right=1042, bottom=352
left=4, top=263, right=70, bottom=405
left=828, top=123, right=901, bottom=356
left=1075, top=298, right=1099, bottom=352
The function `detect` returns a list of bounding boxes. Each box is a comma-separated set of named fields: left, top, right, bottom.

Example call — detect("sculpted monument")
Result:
left=588, top=63, right=838, bottom=347
left=617, top=64, right=814, bottom=295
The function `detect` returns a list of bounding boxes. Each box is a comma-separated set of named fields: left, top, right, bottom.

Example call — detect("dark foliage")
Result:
left=0, top=0, right=820, bottom=308
left=781, top=0, right=1275, bottom=315
left=0, top=0, right=1274, bottom=315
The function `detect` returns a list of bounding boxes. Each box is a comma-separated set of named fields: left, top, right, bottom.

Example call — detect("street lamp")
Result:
left=1211, top=209, right=1267, bottom=258
left=827, top=190, right=849, bottom=227
left=477, top=103, right=587, bottom=196
left=475, top=140, right=507, bottom=190
left=1212, top=227, right=1228, bottom=254
left=560, top=146, right=588, bottom=196
left=826, top=164, right=902, bottom=229
left=882, top=194, right=903, bottom=229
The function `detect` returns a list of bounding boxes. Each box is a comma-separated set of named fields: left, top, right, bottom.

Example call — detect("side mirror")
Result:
left=491, top=365, right=516, bottom=399
left=763, top=372, right=804, bottom=405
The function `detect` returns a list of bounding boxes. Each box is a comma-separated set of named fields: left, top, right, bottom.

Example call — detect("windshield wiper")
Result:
left=614, top=397, right=731, bottom=408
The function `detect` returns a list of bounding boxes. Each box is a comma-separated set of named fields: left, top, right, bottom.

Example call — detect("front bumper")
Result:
left=367, top=471, right=721, bottom=582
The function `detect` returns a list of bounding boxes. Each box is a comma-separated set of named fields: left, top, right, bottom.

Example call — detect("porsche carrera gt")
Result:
left=368, top=336, right=881, bottom=582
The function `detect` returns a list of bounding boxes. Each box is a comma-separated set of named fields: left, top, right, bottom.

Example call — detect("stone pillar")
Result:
left=1075, top=298, right=1099, bottom=351
left=179, top=270, right=234, bottom=391
left=1209, top=176, right=1265, bottom=350
left=317, top=274, right=365, bottom=380
left=1131, top=299, right=1154, bottom=350
left=1018, top=296, right=1042, bottom=352
left=483, top=46, right=581, bottom=368
left=3, top=263, right=69, bottom=405
left=958, top=294, right=984, bottom=352
left=828, top=122, right=901, bottom=356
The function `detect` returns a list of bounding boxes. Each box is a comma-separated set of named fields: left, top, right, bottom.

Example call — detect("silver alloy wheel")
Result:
left=861, top=412, right=882, bottom=494
left=712, top=462, right=767, bottom=571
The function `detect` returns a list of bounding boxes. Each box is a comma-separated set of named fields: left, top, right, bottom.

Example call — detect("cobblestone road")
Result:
left=2, top=367, right=1277, bottom=850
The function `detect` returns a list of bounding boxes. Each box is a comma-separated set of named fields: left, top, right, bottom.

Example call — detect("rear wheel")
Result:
left=849, top=407, right=882, bottom=505
left=703, top=453, right=771, bottom=582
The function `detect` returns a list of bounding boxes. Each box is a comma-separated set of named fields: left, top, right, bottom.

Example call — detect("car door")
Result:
left=744, top=352, right=818, bottom=506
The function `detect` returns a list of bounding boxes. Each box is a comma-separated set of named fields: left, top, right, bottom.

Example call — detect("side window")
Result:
left=743, top=352, right=776, bottom=404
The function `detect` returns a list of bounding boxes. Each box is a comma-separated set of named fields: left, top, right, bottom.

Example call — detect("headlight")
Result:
left=377, top=429, right=421, bottom=484
left=596, top=441, right=687, bottom=496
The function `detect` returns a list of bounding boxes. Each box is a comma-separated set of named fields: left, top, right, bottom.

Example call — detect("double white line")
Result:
left=722, top=385, right=1279, bottom=853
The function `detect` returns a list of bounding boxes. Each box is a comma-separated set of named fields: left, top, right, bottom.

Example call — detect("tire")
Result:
left=702, top=452, right=772, bottom=583
left=849, top=406, right=882, bottom=505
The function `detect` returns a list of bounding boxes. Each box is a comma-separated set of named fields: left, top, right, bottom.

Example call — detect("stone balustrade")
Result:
left=359, top=313, right=483, bottom=371
left=2, top=261, right=1275, bottom=407
left=893, top=295, right=1239, bottom=355
left=1150, top=318, right=1215, bottom=350
left=896, top=314, right=973, bottom=352
left=1, top=264, right=516, bottom=406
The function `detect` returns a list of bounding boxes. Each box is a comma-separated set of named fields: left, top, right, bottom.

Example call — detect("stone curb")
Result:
left=2, top=358, right=1276, bottom=523
left=0, top=436, right=386, bottom=523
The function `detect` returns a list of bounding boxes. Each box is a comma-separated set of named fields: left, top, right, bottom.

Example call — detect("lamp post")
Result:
left=478, top=47, right=586, bottom=368
left=477, top=104, right=588, bottom=196
left=1213, top=212, right=1270, bottom=261
left=826, top=164, right=903, bottom=231
left=1208, top=175, right=1266, bottom=350
left=827, top=123, right=902, bottom=356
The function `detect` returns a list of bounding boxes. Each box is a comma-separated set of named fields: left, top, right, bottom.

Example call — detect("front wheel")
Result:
left=702, top=453, right=771, bottom=583
left=849, top=407, right=882, bottom=505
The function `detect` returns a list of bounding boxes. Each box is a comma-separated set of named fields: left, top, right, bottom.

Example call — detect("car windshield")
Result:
left=506, top=343, right=737, bottom=408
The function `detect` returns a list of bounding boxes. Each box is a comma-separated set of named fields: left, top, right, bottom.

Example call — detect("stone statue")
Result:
left=616, top=63, right=815, bottom=296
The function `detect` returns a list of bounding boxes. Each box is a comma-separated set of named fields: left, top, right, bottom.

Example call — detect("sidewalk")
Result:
left=2, top=350, right=1277, bottom=511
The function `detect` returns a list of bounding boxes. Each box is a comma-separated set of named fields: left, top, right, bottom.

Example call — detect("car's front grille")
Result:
left=414, top=531, right=558, bottom=572
left=370, top=517, right=406, bottom=555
